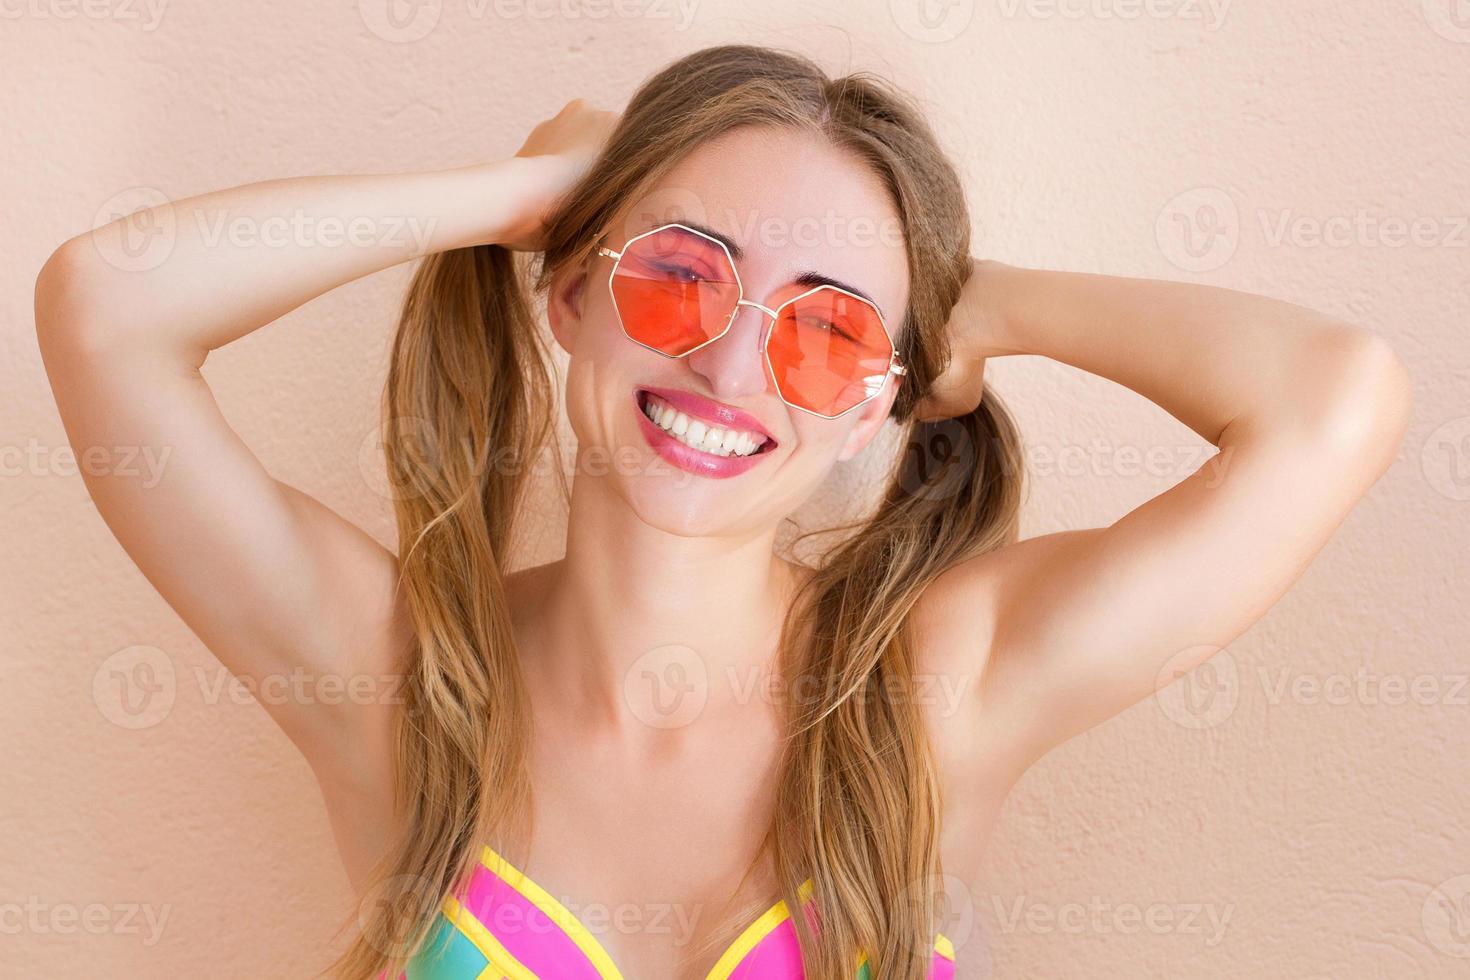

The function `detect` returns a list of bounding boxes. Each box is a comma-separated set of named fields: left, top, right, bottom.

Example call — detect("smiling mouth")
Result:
left=636, top=390, right=776, bottom=458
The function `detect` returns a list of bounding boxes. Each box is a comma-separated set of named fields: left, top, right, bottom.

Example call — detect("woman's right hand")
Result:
left=496, top=98, right=621, bottom=252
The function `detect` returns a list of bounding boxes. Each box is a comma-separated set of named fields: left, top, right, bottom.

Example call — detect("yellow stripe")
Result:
left=440, top=894, right=538, bottom=980
left=705, top=879, right=817, bottom=980
left=480, top=845, right=627, bottom=980
left=464, top=851, right=951, bottom=978
left=851, top=931, right=957, bottom=970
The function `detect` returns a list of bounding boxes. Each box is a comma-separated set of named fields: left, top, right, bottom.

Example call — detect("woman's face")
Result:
left=548, top=125, right=912, bottom=538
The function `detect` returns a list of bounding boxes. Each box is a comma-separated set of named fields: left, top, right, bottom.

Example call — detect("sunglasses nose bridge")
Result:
left=725, top=297, right=779, bottom=351
left=733, top=298, right=779, bottom=321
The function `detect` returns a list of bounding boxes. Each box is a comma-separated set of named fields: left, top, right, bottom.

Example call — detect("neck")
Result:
left=531, top=469, right=798, bottom=733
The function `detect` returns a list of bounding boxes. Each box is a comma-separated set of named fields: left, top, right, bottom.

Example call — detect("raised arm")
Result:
left=33, top=101, right=616, bottom=802
left=913, top=261, right=1413, bottom=771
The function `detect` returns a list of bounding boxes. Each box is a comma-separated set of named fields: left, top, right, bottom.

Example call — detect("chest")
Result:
left=406, top=845, right=960, bottom=980
left=504, top=727, right=778, bottom=971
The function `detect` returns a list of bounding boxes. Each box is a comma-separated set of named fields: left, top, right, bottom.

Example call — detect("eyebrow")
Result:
left=663, top=220, right=887, bottom=317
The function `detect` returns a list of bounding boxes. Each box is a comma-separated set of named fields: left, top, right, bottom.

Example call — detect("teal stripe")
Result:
left=407, top=912, right=490, bottom=979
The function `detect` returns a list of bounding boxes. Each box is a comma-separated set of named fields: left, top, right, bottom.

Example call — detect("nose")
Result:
left=684, top=300, right=773, bottom=402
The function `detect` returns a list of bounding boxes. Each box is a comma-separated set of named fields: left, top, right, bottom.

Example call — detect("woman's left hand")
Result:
left=911, top=258, right=1007, bottom=422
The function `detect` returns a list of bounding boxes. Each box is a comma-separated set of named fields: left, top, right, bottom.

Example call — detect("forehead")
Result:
left=615, top=125, right=911, bottom=323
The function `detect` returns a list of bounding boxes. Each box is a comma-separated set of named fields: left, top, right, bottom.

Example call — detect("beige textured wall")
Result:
left=4, top=2, right=1466, bottom=977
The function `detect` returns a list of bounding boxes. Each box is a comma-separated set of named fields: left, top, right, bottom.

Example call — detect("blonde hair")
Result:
left=329, top=43, right=1023, bottom=980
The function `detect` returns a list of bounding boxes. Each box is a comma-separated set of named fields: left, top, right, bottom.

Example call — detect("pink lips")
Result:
left=634, top=386, right=778, bottom=480
left=640, top=385, right=777, bottom=445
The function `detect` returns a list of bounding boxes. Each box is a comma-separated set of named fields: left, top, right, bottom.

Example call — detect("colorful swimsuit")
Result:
left=396, top=844, right=956, bottom=979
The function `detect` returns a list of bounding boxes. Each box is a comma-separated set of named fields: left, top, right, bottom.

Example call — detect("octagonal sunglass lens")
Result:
left=610, top=226, right=741, bottom=357
left=766, top=287, right=895, bottom=417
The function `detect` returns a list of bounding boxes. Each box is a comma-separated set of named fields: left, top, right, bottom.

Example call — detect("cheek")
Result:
left=786, top=416, right=857, bottom=469
left=562, top=311, right=644, bottom=442
left=758, top=419, right=860, bottom=519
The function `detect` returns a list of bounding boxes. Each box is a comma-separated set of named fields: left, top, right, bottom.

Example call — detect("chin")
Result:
left=617, top=470, right=754, bottom=539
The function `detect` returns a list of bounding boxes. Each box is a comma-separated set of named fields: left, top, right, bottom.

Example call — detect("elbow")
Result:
left=35, top=236, right=89, bottom=335
left=35, top=235, right=110, bottom=360
left=1312, top=330, right=1414, bottom=475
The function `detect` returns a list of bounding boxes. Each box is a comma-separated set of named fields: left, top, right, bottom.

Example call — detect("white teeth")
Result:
left=641, top=393, right=768, bottom=458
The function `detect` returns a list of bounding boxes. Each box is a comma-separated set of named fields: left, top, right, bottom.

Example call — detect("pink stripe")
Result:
left=455, top=861, right=605, bottom=980
left=727, top=917, right=804, bottom=979
left=929, top=948, right=957, bottom=980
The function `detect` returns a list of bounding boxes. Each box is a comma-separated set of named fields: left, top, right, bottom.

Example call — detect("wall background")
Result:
left=3, top=1, right=1466, bottom=977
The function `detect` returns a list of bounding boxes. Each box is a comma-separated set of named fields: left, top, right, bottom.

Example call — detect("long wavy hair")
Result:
left=329, top=43, right=1023, bottom=980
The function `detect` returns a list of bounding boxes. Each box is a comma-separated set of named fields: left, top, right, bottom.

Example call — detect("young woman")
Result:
left=35, top=44, right=1410, bottom=980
